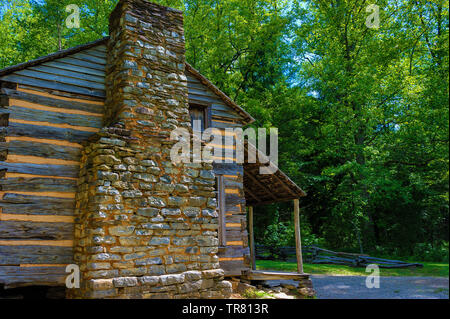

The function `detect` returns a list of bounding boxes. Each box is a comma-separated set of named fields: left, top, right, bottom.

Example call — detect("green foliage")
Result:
left=262, top=222, right=294, bottom=249
left=0, top=0, right=54, bottom=68
left=258, top=209, right=324, bottom=260
left=412, top=242, right=449, bottom=262
left=285, top=0, right=449, bottom=256
left=371, top=241, right=449, bottom=262
left=0, top=0, right=117, bottom=68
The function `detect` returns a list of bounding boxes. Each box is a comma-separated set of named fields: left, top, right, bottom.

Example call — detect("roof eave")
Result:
left=0, top=37, right=110, bottom=78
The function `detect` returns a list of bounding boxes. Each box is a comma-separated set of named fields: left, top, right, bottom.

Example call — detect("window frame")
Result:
left=189, top=102, right=212, bottom=132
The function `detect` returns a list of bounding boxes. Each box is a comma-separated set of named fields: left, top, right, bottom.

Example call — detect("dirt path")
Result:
left=310, top=275, right=449, bottom=299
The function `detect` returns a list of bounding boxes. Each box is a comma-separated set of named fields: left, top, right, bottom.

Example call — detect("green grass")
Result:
left=256, top=260, right=449, bottom=277
left=433, top=288, right=449, bottom=294
left=241, top=288, right=275, bottom=299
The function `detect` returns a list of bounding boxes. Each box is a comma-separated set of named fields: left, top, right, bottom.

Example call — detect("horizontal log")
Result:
left=14, top=69, right=105, bottom=91
left=2, top=103, right=102, bottom=129
left=225, top=230, right=248, bottom=247
left=226, top=228, right=248, bottom=236
left=0, top=245, right=73, bottom=265
left=0, top=177, right=77, bottom=193
left=186, top=74, right=202, bottom=84
left=0, top=265, right=67, bottom=288
left=219, top=259, right=249, bottom=276
left=187, top=86, right=217, bottom=98
left=1, top=74, right=105, bottom=98
left=43, top=60, right=104, bottom=77
left=225, top=193, right=246, bottom=205
left=188, top=99, right=228, bottom=112
left=0, top=161, right=79, bottom=178
left=1, top=88, right=103, bottom=114
left=213, top=162, right=243, bottom=173
left=186, top=82, right=207, bottom=93
left=85, top=47, right=107, bottom=58
left=71, top=52, right=107, bottom=66
left=1, top=140, right=81, bottom=161
left=211, top=108, right=241, bottom=120
left=6, top=154, right=79, bottom=167
left=224, top=179, right=243, bottom=188
left=226, top=210, right=245, bottom=216
left=29, top=65, right=105, bottom=84
left=94, top=45, right=106, bottom=51
left=6, top=121, right=97, bottom=143
left=211, top=120, right=243, bottom=130
left=18, top=85, right=104, bottom=105
left=225, top=214, right=245, bottom=224
left=218, top=246, right=250, bottom=258
left=188, top=93, right=218, bottom=105
left=61, top=57, right=106, bottom=71
left=0, top=220, right=74, bottom=240
left=0, top=193, right=75, bottom=216
left=211, top=102, right=237, bottom=113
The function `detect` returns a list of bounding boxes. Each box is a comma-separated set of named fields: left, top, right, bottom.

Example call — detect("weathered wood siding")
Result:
left=0, top=45, right=106, bottom=288
left=186, top=70, right=250, bottom=276
left=213, top=163, right=250, bottom=276
left=0, top=45, right=249, bottom=286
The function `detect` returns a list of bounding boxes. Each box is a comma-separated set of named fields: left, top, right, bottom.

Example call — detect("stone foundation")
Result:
left=85, top=270, right=231, bottom=299
left=296, top=277, right=316, bottom=298
left=232, top=276, right=316, bottom=299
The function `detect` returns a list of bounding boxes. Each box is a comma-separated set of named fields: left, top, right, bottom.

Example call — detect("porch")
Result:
left=242, top=141, right=309, bottom=284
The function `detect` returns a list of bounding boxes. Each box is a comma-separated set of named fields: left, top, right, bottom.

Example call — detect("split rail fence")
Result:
left=256, top=245, right=423, bottom=268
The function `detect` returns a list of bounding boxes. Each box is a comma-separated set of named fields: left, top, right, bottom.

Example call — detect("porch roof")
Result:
left=243, top=141, right=306, bottom=206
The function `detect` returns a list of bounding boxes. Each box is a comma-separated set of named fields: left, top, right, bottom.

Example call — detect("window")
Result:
left=189, top=104, right=210, bottom=132
left=216, top=175, right=226, bottom=247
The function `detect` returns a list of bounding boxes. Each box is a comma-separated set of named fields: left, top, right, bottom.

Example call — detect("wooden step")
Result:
left=241, top=269, right=310, bottom=281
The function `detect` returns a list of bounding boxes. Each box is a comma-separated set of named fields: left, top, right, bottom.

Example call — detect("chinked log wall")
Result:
left=0, top=44, right=249, bottom=287
left=0, top=45, right=106, bottom=288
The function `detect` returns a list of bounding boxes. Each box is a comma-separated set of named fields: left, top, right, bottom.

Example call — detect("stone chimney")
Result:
left=70, top=0, right=231, bottom=299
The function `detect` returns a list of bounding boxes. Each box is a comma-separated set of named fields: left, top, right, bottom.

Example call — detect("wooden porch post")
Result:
left=294, top=199, right=304, bottom=274
left=249, top=206, right=256, bottom=270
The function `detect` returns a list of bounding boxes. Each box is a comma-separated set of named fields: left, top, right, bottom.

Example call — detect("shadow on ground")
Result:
left=310, top=275, right=449, bottom=299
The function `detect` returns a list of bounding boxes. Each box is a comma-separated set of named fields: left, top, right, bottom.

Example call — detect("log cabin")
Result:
left=0, top=0, right=310, bottom=298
